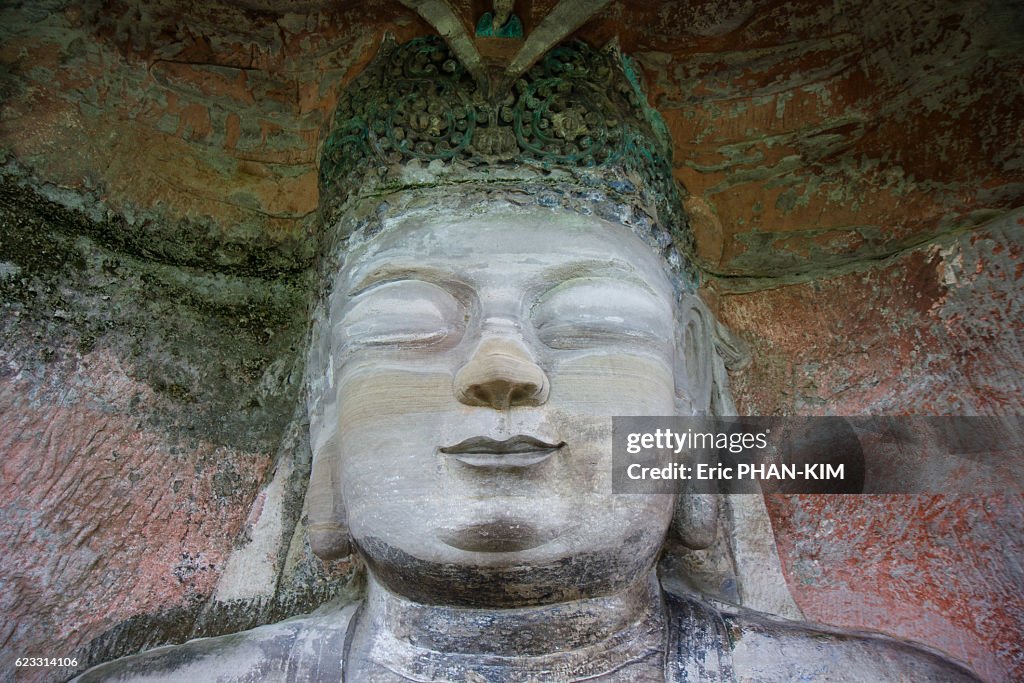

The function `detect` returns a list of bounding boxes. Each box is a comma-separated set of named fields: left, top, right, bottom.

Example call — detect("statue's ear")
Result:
left=674, top=300, right=713, bottom=416
left=304, top=311, right=351, bottom=561
left=672, top=298, right=720, bottom=549
left=307, top=431, right=352, bottom=561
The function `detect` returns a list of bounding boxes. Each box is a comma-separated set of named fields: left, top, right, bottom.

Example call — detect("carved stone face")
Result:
left=323, top=205, right=684, bottom=607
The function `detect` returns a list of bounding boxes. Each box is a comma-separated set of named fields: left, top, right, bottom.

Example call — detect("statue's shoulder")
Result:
left=704, top=596, right=980, bottom=682
left=73, top=601, right=360, bottom=682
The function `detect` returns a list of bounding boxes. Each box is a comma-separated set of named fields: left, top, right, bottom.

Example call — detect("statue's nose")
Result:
left=454, top=336, right=550, bottom=409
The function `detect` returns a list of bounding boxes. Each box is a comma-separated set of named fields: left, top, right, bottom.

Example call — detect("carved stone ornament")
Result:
left=318, top=36, right=692, bottom=271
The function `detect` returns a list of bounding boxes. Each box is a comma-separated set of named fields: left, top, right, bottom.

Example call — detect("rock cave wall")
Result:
left=0, top=1, right=1021, bottom=681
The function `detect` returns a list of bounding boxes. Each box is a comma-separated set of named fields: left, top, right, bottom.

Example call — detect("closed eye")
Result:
left=531, top=278, right=673, bottom=350
left=534, top=318, right=659, bottom=348
left=334, top=280, right=463, bottom=352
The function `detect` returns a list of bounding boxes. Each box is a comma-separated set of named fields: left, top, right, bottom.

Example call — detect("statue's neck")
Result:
left=345, top=571, right=666, bottom=681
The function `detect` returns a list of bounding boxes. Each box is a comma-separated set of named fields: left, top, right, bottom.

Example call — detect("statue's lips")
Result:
left=440, top=435, right=565, bottom=467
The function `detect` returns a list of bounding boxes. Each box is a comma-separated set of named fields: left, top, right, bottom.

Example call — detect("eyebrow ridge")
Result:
left=534, top=259, right=663, bottom=296
left=346, top=264, right=465, bottom=297
left=345, top=257, right=666, bottom=298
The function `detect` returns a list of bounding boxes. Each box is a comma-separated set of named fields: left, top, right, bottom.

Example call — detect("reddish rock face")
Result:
left=717, top=218, right=1024, bottom=682
left=0, top=1, right=1021, bottom=681
left=0, top=351, right=265, bottom=672
left=765, top=494, right=1022, bottom=683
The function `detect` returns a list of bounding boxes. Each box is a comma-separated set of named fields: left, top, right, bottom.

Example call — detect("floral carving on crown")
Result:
left=318, top=35, right=688, bottom=258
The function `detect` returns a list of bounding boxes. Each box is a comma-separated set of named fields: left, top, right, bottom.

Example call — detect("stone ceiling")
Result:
left=2, top=0, right=1021, bottom=283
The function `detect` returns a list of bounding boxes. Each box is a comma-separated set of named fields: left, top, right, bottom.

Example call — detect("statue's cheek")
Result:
left=547, top=353, right=676, bottom=416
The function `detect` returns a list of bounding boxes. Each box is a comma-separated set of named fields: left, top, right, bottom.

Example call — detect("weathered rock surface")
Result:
left=717, top=213, right=1024, bottom=683
left=0, top=1, right=1021, bottom=681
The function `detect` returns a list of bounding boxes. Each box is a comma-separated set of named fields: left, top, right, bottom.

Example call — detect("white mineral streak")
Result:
left=727, top=494, right=803, bottom=619
left=214, top=456, right=291, bottom=601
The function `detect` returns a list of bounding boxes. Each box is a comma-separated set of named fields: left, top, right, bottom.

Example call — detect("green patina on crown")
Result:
left=317, top=35, right=696, bottom=293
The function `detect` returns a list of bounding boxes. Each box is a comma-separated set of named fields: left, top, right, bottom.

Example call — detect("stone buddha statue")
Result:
left=76, top=37, right=980, bottom=683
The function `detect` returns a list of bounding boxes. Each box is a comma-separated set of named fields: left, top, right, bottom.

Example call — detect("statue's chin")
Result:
left=437, top=518, right=558, bottom=553
left=354, top=524, right=668, bottom=608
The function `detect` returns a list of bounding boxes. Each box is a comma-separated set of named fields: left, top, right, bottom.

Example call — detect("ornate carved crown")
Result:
left=318, top=35, right=693, bottom=277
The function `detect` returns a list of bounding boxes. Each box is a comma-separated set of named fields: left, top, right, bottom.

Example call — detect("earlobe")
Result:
left=672, top=491, right=720, bottom=550
left=307, top=433, right=352, bottom=561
